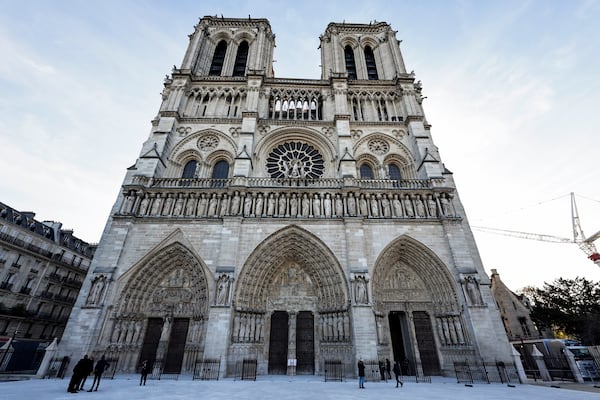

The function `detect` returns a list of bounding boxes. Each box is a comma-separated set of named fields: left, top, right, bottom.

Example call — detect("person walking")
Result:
left=393, top=360, right=404, bottom=388
left=140, top=360, right=150, bottom=386
left=357, top=358, right=366, bottom=389
left=88, top=355, right=109, bottom=392
left=78, top=355, right=94, bottom=391
left=67, top=355, right=88, bottom=393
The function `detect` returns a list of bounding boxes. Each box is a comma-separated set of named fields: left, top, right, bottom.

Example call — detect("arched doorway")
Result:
left=106, top=242, right=209, bottom=374
left=372, top=236, right=465, bottom=376
left=233, top=225, right=350, bottom=375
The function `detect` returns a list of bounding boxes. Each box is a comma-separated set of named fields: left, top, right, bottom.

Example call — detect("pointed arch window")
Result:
left=209, top=40, right=227, bottom=76
left=360, top=164, right=374, bottom=179
left=344, top=45, right=357, bottom=80
left=364, top=46, right=378, bottom=80
left=182, top=160, right=197, bottom=179
left=233, top=41, right=249, bottom=77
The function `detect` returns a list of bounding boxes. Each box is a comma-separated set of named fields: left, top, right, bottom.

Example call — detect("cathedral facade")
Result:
left=59, top=16, right=512, bottom=377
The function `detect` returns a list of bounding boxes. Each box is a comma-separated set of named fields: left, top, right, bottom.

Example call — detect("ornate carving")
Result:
left=197, top=134, right=219, bottom=151
left=367, top=138, right=389, bottom=155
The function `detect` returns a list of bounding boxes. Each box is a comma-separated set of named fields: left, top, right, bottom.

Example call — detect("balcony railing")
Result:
left=130, top=176, right=445, bottom=190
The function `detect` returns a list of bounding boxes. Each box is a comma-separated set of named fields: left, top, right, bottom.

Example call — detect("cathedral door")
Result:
left=296, top=311, right=314, bottom=374
left=412, top=311, right=440, bottom=375
left=268, top=311, right=289, bottom=374
left=163, top=318, right=190, bottom=373
left=389, top=311, right=412, bottom=374
left=139, top=318, right=163, bottom=369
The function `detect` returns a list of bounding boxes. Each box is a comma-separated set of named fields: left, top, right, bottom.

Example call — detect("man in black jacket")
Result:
left=88, top=355, right=110, bottom=392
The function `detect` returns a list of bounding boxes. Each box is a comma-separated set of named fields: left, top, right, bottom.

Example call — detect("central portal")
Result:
left=268, top=310, right=315, bottom=374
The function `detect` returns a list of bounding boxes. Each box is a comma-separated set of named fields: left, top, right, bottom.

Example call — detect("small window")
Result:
left=344, top=45, right=357, bottom=80
left=360, top=164, right=374, bottom=179
left=233, top=41, right=249, bottom=77
left=182, top=160, right=197, bottom=179
left=388, top=164, right=402, bottom=181
left=211, top=160, right=229, bottom=187
left=364, top=46, right=378, bottom=80
left=209, top=40, right=227, bottom=76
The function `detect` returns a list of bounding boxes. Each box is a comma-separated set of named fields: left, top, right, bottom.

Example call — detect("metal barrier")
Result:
left=193, top=358, right=220, bottom=380
left=323, top=360, right=343, bottom=382
left=234, top=359, right=257, bottom=381
left=454, top=359, right=520, bottom=384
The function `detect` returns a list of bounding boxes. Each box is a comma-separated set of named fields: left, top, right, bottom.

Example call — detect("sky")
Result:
left=1, top=0, right=599, bottom=292
left=2, top=374, right=599, bottom=400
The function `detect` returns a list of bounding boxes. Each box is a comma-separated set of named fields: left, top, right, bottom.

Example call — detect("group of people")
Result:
left=357, top=358, right=404, bottom=389
left=67, top=355, right=109, bottom=393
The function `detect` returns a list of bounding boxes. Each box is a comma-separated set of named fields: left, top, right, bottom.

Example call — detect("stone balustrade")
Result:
left=118, top=177, right=458, bottom=220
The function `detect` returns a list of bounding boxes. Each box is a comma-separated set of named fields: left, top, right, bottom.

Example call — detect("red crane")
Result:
left=473, top=193, right=600, bottom=266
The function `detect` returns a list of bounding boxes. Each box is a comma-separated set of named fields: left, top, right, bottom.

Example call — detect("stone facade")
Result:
left=58, top=16, right=512, bottom=378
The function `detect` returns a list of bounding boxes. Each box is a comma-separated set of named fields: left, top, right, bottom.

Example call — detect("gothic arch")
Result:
left=371, top=235, right=459, bottom=313
left=234, top=225, right=348, bottom=312
left=169, top=129, right=238, bottom=162
left=115, top=241, right=210, bottom=319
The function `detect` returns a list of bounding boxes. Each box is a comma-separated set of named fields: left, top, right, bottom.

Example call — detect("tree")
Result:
left=527, top=277, right=600, bottom=345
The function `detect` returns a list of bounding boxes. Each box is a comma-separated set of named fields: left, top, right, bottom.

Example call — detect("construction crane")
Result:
left=472, top=193, right=600, bottom=266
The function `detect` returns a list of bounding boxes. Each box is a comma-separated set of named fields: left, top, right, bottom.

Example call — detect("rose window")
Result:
left=197, top=134, right=219, bottom=151
left=266, top=142, right=324, bottom=179
left=368, top=139, right=389, bottom=155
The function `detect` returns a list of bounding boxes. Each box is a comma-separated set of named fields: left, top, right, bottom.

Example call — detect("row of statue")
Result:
left=318, top=311, right=351, bottom=343
left=119, top=190, right=456, bottom=219
left=436, top=315, right=467, bottom=346
left=232, top=312, right=265, bottom=343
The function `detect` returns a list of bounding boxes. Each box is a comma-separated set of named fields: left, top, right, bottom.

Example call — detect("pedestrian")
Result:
left=67, top=355, right=87, bottom=393
left=88, top=355, right=109, bottom=392
left=79, top=355, right=94, bottom=391
left=393, top=361, right=403, bottom=388
left=386, top=358, right=391, bottom=379
left=357, top=358, right=366, bottom=389
left=140, top=360, right=149, bottom=386
left=378, top=360, right=386, bottom=381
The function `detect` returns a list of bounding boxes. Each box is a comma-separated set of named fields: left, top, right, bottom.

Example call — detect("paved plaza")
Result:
left=2, top=375, right=600, bottom=400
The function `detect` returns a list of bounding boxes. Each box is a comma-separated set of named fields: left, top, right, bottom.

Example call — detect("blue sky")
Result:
left=1, top=0, right=599, bottom=290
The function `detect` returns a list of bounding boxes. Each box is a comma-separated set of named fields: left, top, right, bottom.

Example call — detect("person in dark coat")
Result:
left=67, top=355, right=88, bottom=393
left=140, top=360, right=150, bottom=386
left=87, top=355, right=109, bottom=392
left=385, top=358, right=391, bottom=379
left=393, top=360, right=404, bottom=388
left=378, top=360, right=386, bottom=381
left=78, top=355, right=94, bottom=391
left=357, top=358, right=366, bottom=389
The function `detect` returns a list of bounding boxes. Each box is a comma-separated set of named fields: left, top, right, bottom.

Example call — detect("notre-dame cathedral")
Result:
left=59, top=16, right=512, bottom=378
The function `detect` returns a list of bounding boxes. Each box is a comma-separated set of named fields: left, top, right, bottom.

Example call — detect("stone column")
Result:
left=564, top=348, right=584, bottom=383
left=531, top=346, right=551, bottom=382
left=511, top=346, right=527, bottom=383
left=36, top=338, right=59, bottom=378
left=287, top=312, right=297, bottom=376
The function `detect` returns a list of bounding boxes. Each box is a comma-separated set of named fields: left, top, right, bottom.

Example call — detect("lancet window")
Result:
left=209, top=40, right=227, bottom=76
left=344, top=45, right=357, bottom=80
left=233, top=41, right=249, bottom=77
left=364, top=46, right=378, bottom=80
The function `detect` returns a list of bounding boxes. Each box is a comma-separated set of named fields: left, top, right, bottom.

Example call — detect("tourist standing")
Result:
left=88, top=355, right=109, bottom=392
left=140, top=360, right=150, bottom=386
left=357, top=358, right=366, bottom=389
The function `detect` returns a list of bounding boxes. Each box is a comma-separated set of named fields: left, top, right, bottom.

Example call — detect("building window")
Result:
left=364, top=46, right=378, bottom=80
left=209, top=40, right=227, bottom=76
left=182, top=160, right=197, bottom=179
left=388, top=164, right=402, bottom=181
left=233, top=41, right=249, bottom=77
left=518, top=317, right=532, bottom=337
left=211, top=160, right=229, bottom=180
left=360, top=164, right=374, bottom=179
left=344, top=45, right=357, bottom=80
left=266, top=142, right=325, bottom=180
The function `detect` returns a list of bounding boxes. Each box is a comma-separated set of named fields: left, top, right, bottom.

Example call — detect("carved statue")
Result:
left=464, top=276, right=484, bottom=305
left=354, top=277, right=368, bottom=304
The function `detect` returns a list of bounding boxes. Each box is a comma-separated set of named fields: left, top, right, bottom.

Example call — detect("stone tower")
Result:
left=59, top=16, right=512, bottom=378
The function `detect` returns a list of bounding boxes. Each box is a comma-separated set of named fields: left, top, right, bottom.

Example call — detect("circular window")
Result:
left=266, top=142, right=324, bottom=179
